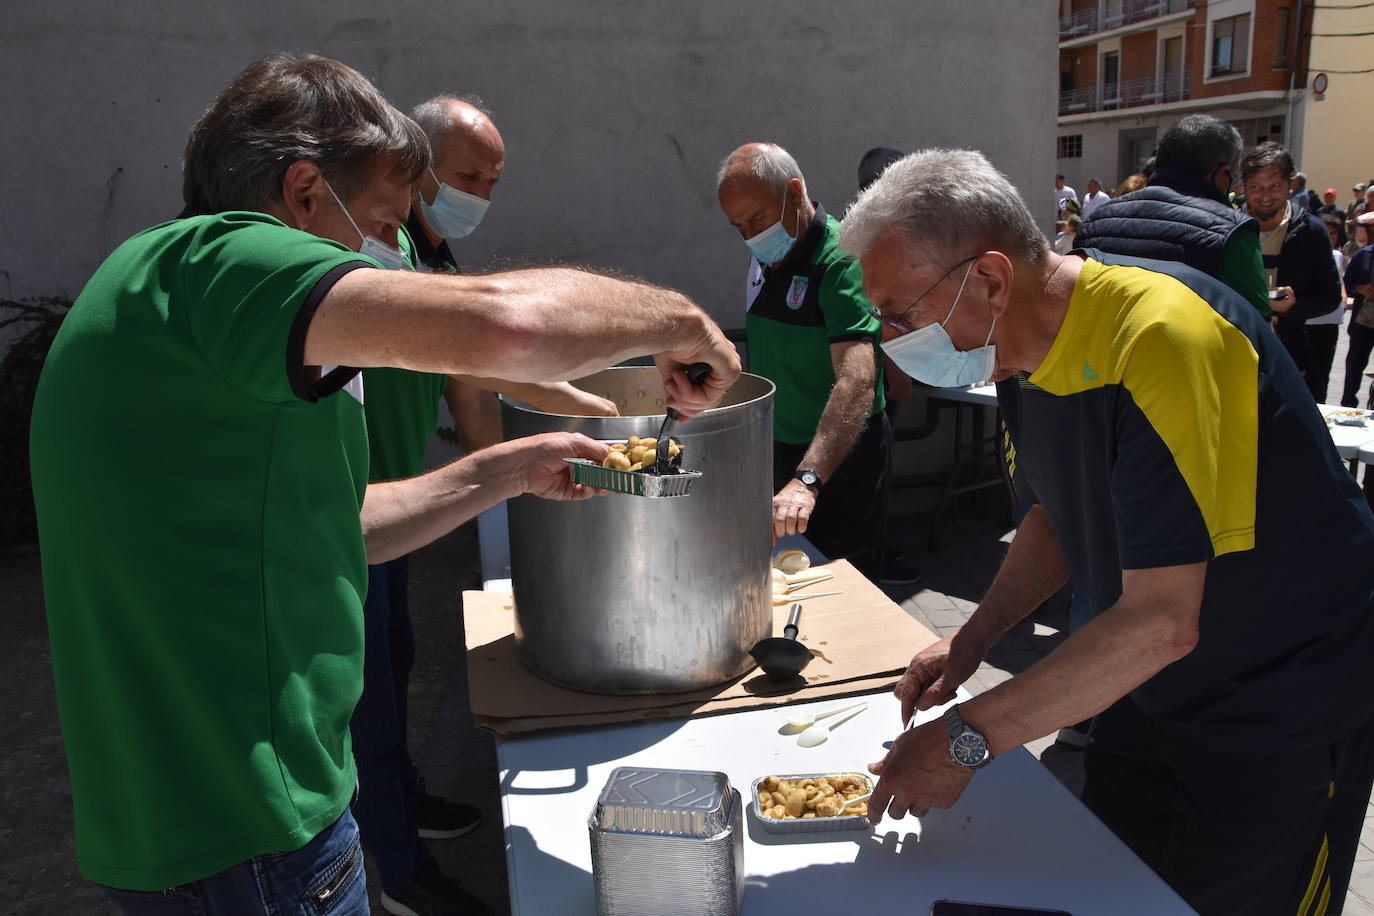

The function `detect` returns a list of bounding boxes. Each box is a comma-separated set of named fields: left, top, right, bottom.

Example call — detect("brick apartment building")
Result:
left=1056, top=0, right=1316, bottom=205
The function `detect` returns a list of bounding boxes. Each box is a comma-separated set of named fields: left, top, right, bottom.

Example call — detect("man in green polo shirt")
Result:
left=717, top=142, right=909, bottom=582
left=29, top=53, right=738, bottom=916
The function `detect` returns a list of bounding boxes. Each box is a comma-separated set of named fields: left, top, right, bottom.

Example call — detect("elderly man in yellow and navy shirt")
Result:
left=846, top=149, right=1374, bottom=916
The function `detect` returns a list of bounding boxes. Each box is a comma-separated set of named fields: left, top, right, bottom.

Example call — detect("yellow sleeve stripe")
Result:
left=1117, top=274, right=1259, bottom=557
left=1033, top=262, right=1259, bottom=557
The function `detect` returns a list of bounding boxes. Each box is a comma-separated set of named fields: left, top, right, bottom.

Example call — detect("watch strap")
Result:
left=941, top=704, right=964, bottom=739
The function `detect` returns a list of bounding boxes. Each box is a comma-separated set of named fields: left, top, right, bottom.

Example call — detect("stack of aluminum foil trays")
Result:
left=589, top=767, right=744, bottom=916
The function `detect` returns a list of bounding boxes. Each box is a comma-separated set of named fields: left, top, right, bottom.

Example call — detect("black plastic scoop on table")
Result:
left=749, top=603, right=813, bottom=681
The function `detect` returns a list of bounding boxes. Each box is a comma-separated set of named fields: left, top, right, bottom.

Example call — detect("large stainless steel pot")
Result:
left=503, top=367, right=774, bottom=695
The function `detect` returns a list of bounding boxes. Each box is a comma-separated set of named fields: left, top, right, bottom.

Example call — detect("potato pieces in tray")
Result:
left=600, top=435, right=682, bottom=472
left=755, top=773, right=870, bottom=821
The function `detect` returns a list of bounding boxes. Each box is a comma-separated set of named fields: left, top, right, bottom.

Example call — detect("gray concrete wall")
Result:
left=3, top=1, right=1055, bottom=332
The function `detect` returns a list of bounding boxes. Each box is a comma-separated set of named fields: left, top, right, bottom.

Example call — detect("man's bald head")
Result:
left=716, top=142, right=807, bottom=200
left=411, top=95, right=505, bottom=201
left=716, top=142, right=815, bottom=253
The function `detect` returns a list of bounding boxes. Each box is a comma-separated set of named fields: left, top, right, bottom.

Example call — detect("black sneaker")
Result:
left=877, top=554, right=924, bottom=586
left=413, top=779, right=482, bottom=840
left=852, top=550, right=923, bottom=586
left=381, top=858, right=495, bottom=916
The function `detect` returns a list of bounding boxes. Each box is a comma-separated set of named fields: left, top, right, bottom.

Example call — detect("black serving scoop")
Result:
left=749, top=603, right=813, bottom=681
left=652, top=362, right=712, bottom=475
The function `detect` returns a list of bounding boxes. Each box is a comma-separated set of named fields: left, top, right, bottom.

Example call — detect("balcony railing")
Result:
left=1058, top=71, right=1192, bottom=115
left=1059, top=0, right=1196, bottom=38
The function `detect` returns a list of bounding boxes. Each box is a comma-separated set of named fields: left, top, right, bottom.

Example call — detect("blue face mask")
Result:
left=325, top=181, right=410, bottom=270
left=744, top=189, right=799, bottom=264
left=881, top=261, right=997, bottom=388
left=420, top=167, right=490, bottom=239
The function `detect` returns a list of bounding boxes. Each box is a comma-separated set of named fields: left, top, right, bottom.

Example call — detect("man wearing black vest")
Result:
left=1076, top=114, right=1270, bottom=317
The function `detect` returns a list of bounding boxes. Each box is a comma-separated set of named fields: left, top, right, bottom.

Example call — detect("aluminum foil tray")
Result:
left=750, top=772, right=873, bottom=834
left=590, top=767, right=743, bottom=916
left=564, top=458, right=701, bottom=498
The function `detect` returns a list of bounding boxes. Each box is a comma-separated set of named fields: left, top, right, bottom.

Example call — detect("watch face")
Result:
left=951, top=732, right=989, bottom=767
left=799, top=471, right=819, bottom=486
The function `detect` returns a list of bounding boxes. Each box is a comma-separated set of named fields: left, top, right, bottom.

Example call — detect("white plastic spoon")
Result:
left=785, top=573, right=834, bottom=593
left=772, top=590, right=843, bottom=605
left=798, top=704, right=867, bottom=747
left=835, top=791, right=873, bottom=815
left=784, top=700, right=867, bottom=729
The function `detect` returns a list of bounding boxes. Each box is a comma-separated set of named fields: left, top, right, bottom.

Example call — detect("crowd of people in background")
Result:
left=1055, top=137, right=1374, bottom=416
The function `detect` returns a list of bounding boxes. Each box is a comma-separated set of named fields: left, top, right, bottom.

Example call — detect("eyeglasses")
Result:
left=867, top=254, right=979, bottom=334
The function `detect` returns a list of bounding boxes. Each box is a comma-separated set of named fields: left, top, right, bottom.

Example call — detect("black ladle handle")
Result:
left=783, top=603, right=803, bottom=640
left=655, top=362, right=714, bottom=473
left=665, top=362, right=713, bottom=422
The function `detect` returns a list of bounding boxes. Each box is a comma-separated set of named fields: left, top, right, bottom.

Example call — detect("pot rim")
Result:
left=499, top=367, right=775, bottom=419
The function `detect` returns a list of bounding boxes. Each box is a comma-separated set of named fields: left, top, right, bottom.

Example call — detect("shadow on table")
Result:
left=741, top=827, right=926, bottom=908
left=500, top=717, right=690, bottom=797
left=503, top=824, right=596, bottom=912
left=744, top=801, right=1087, bottom=911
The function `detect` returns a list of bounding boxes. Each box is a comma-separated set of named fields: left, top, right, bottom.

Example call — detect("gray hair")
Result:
left=716, top=143, right=807, bottom=198
left=410, top=93, right=493, bottom=162
left=839, top=148, right=1046, bottom=265
left=1153, top=114, right=1243, bottom=176
left=182, top=53, right=430, bottom=214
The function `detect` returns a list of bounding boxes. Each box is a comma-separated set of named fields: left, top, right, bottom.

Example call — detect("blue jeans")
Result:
left=349, top=556, right=427, bottom=892
left=101, top=809, right=367, bottom=915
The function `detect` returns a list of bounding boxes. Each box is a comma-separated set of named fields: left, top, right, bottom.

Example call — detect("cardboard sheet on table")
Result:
left=463, top=559, right=938, bottom=736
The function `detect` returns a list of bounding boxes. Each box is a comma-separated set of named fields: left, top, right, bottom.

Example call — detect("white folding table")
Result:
left=495, top=691, right=1193, bottom=915
left=1318, top=404, right=1374, bottom=475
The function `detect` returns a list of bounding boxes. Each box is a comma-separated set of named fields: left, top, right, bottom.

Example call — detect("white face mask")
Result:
left=743, top=188, right=801, bottom=264
left=420, top=167, right=490, bottom=239
left=881, top=261, right=997, bottom=388
left=324, top=181, right=410, bottom=271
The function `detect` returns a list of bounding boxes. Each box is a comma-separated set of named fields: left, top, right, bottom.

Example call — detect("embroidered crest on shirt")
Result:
left=786, top=276, right=809, bottom=310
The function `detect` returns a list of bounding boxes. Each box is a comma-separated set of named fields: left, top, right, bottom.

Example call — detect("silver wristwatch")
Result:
left=941, top=704, right=992, bottom=769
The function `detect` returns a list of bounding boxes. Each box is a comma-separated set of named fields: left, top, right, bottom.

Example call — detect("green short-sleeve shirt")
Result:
left=29, top=212, right=376, bottom=890
left=744, top=207, right=885, bottom=445
left=362, top=367, right=448, bottom=481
